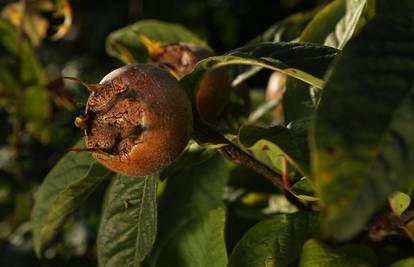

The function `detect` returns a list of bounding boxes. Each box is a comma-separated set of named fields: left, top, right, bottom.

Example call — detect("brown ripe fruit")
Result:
left=76, top=64, right=193, bottom=177
left=140, top=36, right=232, bottom=122
left=195, top=67, right=231, bottom=122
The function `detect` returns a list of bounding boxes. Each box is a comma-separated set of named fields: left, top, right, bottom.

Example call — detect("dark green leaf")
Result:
left=377, top=0, right=414, bottom=14
left=284, top=0, right=368, bottom=122
left=228, top=212, right=318, bottom=267
left=32, top=140, right=111, bottom=256
left=0, top=18, right=18, bottom=54
left=0, top=17, right=45, bottom=86
left=228, top=164, right=276, bottom=194
left=0, top=65, right=18, bottom=97
left=282, top=79, right=314, bottom=124
left=106, top=19, right=207, bottom=64
left=159, top=141, right=215, bottom=180
left=20, top=40, right=45, bottom=85
left=239, top=124, right=309, bottom=177
left=181, top=42, right=339, bottom=98
left=150, top=155, right=228, bottom=267
left=299, top=239, right=377, bottom=267
left=312, top=8, right=414, bottom=240
left=98, top=174, right=157, bottom=267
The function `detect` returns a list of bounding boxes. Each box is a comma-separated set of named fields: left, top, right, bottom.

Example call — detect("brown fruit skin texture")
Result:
left=84, top=64, right=193, bottom=177
left=149, top=43, right=232, bottom=122
left=196, top=67, right=231, bottom=122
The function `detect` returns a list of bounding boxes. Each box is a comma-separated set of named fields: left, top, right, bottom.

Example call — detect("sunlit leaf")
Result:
left=389, top=192, right=411, bottom=216
left=150, top=155, right=228, bottom=267
left=181, top=42, right=339, bottom=98
left=391, top=258, right=414, bottom=267
left=32, top=140, right=112, bottom=256
left=106, top=20, right=207, bottom=63
left=97, top=174, right=157, bottom=267
left=299, top=239, right=376, bottom=267
left=324, top=0, right=367, bottom=49
left=300, top=0, right=367, bottom=49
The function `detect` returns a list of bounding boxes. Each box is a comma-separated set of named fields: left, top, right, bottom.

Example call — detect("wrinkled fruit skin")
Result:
left=149, top=43, right=232, bottom=122
left=83, top=64, right=193, bottom=177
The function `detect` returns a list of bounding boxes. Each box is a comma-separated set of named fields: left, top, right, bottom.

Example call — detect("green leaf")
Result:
left=97, top=174, right=157, bottom=267
left=389, top=192, right=411, bottom=216
left=324, top=0, right=368, bottom=49
left=106, top=19, right=208, bottom=64
left=0, top=18, right=18, bottom=54
left=283, top=0, right=368, bottom=122
left=290, top=178, right=318, bottom=202
left=282, top=79, right=314, bottom=124
left=301, top=0, right=367, bottom=49
left=159, top=141, right=215, bottom=180
left=228, top=164, right=276, bottom=194
left=312, top=7, right=414, bottom=240
left=0, top=17, right=45, bottom=86
left=239, top=123, right=310, bottom=177
left=390, top=258, right=414, bottom=267
left=22, top=86, right=50, bottom=121
left=150, top=155, right=228, bottom=267
left=0, top=65, right=18, bottom=96
left=32, top=140, right=111, bottom=256
left=299, top=239, right=377, bottom=267
left=182, top=42, right=339, bottom=98
left=228, top=212, right=318, bottom=267
left=22, top=86, right=51, bottom=143
left=20, top=40, right=45, bottom=85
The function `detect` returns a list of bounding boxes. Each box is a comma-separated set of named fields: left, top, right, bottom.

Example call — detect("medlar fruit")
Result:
left=75, top=64, right=193, bottom=177
left=140, top=36, right=232, bottom=122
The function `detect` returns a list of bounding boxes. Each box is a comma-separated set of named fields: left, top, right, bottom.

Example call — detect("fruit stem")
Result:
left=193, top=116, right=309, bottom=211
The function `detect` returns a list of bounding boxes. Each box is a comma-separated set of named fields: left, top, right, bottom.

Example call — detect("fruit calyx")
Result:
left=70, top=64, right=193, bottom=176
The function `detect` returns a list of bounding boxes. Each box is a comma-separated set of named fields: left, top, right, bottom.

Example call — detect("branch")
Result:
left=193, top=117, right=309, bottom=210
